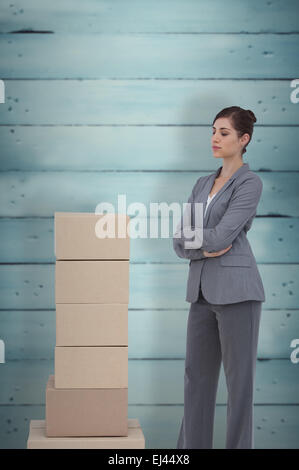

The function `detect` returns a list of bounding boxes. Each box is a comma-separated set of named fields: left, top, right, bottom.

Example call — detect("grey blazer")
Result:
left=173, top=162, right=265, bottom=304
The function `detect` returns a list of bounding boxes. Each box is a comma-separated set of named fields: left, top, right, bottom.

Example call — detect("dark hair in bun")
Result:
left=212, top=106, right=257, bottom=154
left=246, top=109, right=257, bottom=123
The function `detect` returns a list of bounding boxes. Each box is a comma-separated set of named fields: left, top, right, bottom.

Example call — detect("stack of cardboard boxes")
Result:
left=27, top=212, right=145, bottom=449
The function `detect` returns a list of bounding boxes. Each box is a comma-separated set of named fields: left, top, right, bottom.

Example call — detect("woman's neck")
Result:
left=219, top=159, right=244, bottom=178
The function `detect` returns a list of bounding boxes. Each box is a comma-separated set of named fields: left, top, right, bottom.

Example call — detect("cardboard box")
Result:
left=54, top=212, right=130, bottom=260
left=56, top=303, right=128, bottom=346
left=27, top=419, right=145, bottom=449
left=55, top=346, right=128, bottom=389
left=46, top=375, right=128, bottom=437
left=55, top=260, right=129, bottom=304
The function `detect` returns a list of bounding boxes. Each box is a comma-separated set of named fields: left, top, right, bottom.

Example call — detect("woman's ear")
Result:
left=241, top=132, right=250, bottom=147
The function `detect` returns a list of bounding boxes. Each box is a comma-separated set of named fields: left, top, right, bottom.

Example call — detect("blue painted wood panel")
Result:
left=0, top=80, right=297, bottom=125
left=0, top=264, right=298, bottom=310
left=1, top=34, right=299, bottom=79
left=1, top=126, right=299, bottom=171
left=1, top=126, right=299, bottom=172
left=0, top=359, right=298, bottom=405
left=0, top=172, right=298, bottom=216
left=0, top=310, right=298, bottom=360
left=0, top=218, right=297, bottom=263
left=0, top=404, right=299, bottom=449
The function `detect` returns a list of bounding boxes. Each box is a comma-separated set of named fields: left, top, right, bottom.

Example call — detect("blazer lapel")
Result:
left=203, top=162, right=250, bottom=222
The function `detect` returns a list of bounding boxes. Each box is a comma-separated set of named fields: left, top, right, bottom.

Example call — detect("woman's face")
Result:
left=211, top=117, right=249, bottom=159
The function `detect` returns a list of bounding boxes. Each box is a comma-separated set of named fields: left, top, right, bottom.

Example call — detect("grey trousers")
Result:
left=176, top=286, right=262, bottom=449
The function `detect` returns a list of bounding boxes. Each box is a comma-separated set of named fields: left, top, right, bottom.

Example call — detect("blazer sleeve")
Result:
left=185, top=175, right=263, bottom=253
left=172, top=180, right=207, bottom=260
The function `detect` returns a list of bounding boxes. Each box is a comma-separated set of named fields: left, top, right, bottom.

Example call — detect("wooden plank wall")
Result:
left=0, top=0, right=299, bottom=449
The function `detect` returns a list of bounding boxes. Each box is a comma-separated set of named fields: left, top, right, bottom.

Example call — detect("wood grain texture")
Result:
left=0, top=358, right=299, bottom=406
left=0, top=171, right=298, bottom=216
left=0, top=80, right=297, bottom=125
left=1, top=34, right=299, bottom=79
left=0, top=218, right=297, bottom=263
left=0, top=310, right=298, bottom=360
left=0, top=264, right=298, bottom=310
left=0, top=404, right=298, bottom=449
left=0, top=359, right=298, bottom=405
left=1, top=126, right=299, bottom=171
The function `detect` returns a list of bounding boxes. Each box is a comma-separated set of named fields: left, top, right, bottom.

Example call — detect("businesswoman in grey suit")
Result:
left=173, top=106, right=265, bottom=449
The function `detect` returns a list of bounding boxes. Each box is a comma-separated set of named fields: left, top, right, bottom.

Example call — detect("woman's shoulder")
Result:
left=191, top=174, right=210, bottom=193
left=232, top=171, right=263, bottom=201
left=239, top=170, right=263, bottom=189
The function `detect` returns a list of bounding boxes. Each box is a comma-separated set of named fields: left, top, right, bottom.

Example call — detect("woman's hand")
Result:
left=203, top=244, right=232, bottom=258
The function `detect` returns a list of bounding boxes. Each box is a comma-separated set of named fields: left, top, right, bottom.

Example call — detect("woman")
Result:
left=173, top=106, right=265, bottom=449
